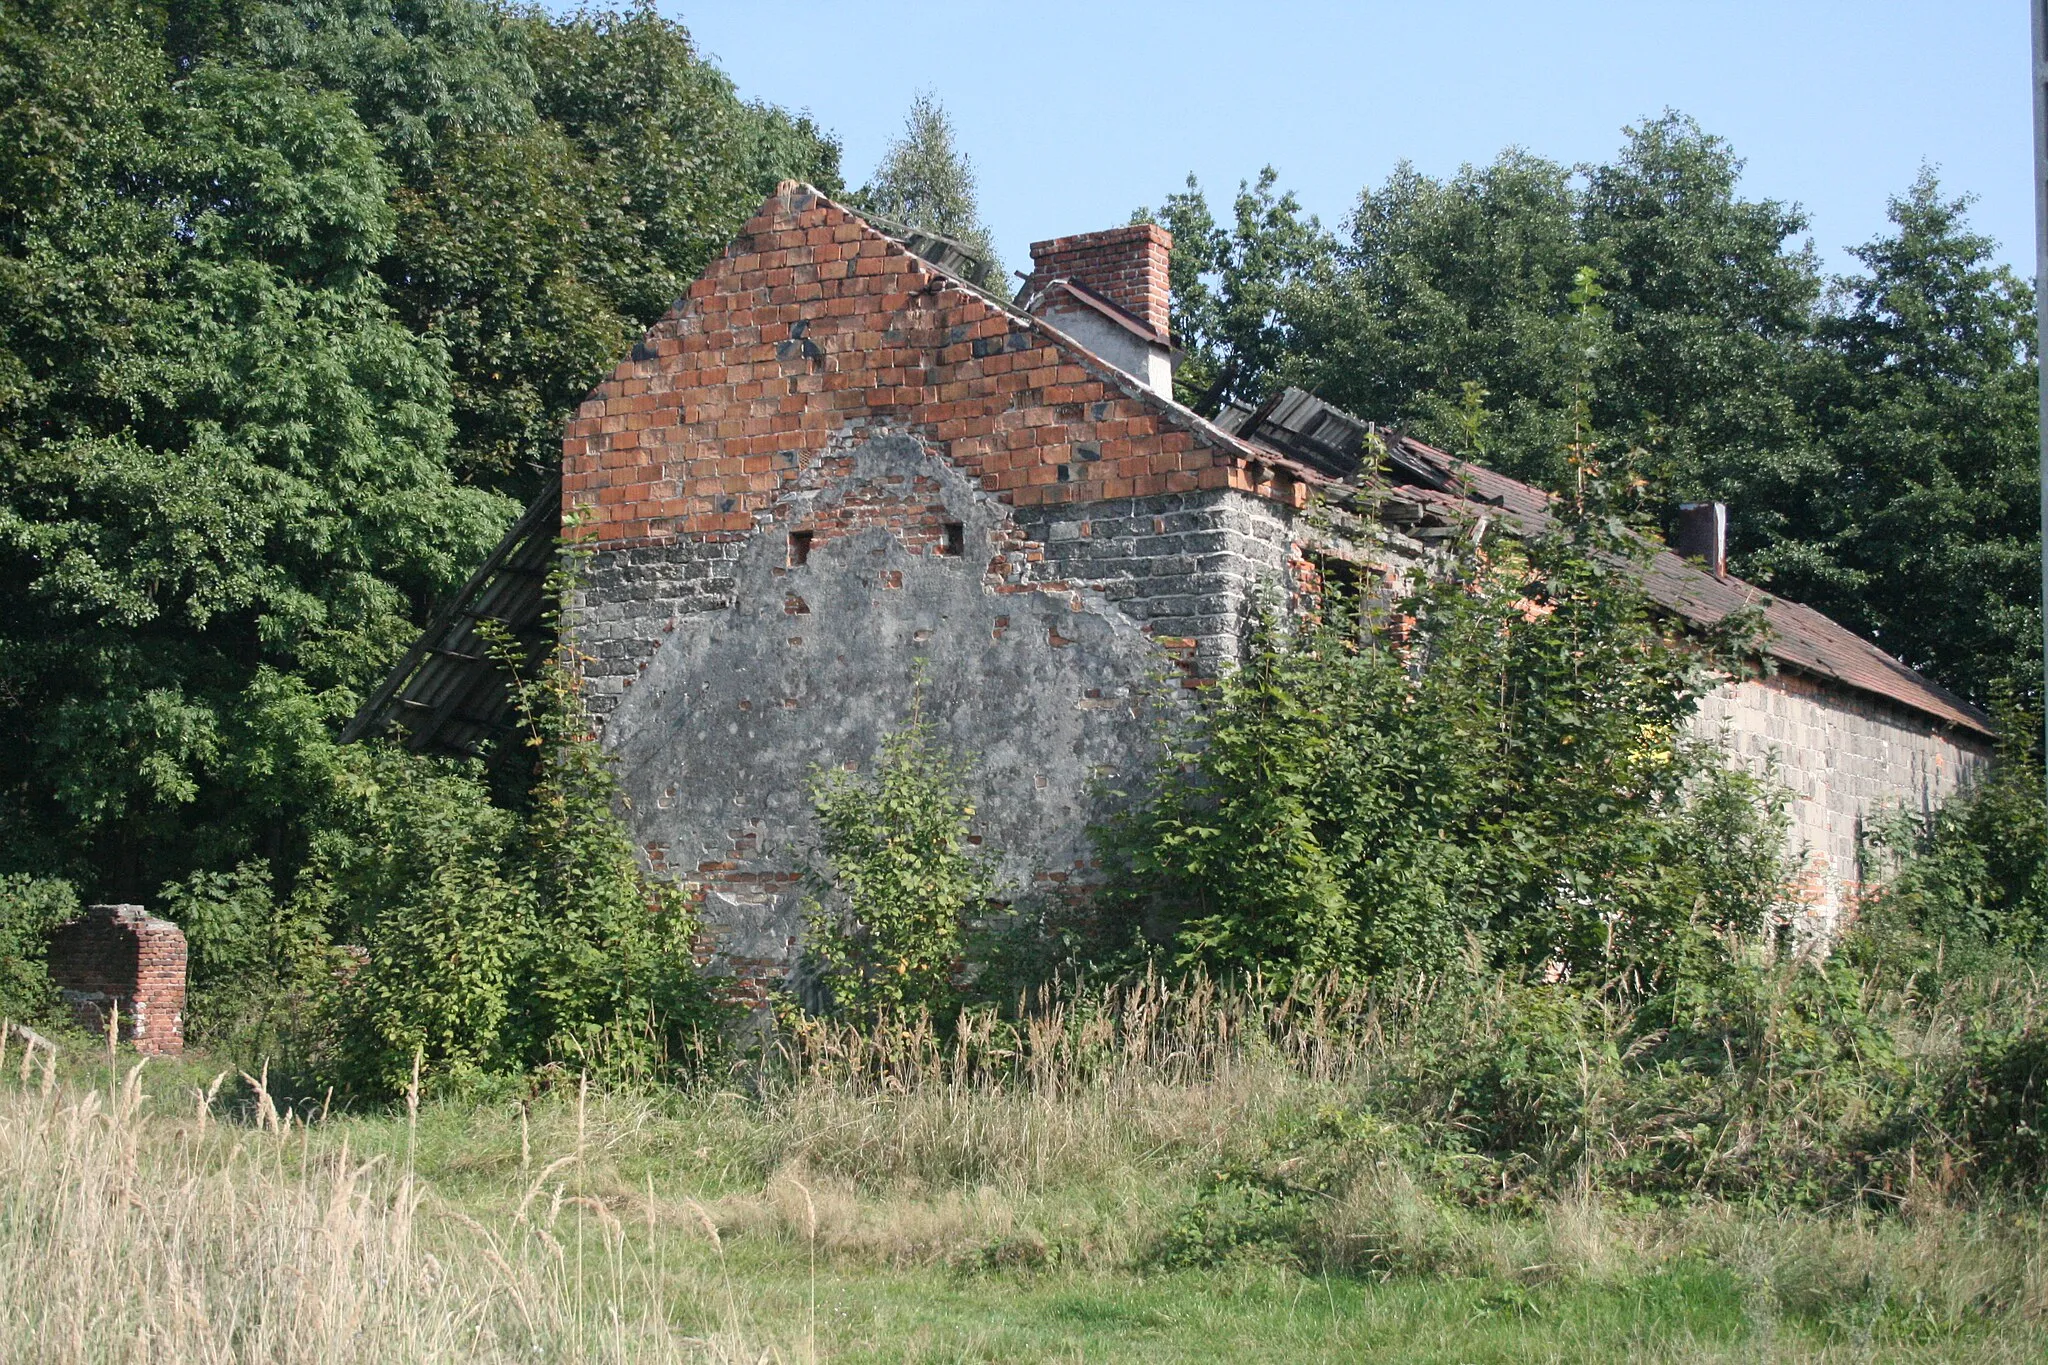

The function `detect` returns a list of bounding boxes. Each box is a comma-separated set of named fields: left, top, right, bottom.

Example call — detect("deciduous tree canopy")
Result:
left=0, top=0, right=839, bottom=901
left=1141, top=116, right=2040, bottom=706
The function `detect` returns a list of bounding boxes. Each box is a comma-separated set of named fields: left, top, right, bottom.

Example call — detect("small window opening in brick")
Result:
left=1309, top=552, right=1367, bottom=636
left=941, top=521, right=965, bottom=557
left=788, top=530, right=813, bottom=567
left=1314, top=554, right=1363, bottom=600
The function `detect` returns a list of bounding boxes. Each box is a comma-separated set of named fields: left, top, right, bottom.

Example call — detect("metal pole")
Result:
left=2035, top=0, right=2048, bottom=773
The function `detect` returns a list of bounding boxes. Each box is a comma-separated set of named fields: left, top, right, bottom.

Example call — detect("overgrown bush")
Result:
left=158, top=859, right=327, bottom=1052
left=297, top=743, right=523, bottom=1097
left=804, top=688, right=992, bottom=1019
left=1096, top=507, right=1789, bottom=984
left=282, top=544, right=712, bottom=1101
left=1856, top=688, right=2048, bottom=966
left=0, top=874, right=76, bottom=1026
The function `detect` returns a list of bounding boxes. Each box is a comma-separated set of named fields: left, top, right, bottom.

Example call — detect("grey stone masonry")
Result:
left=581, top=428, right=1416, bottom=997
left=573, top=537, right=745, bottom=722
left=1016, top=490, right=1304, bottom=674
left=1694, top=672, right=1991, bottom=938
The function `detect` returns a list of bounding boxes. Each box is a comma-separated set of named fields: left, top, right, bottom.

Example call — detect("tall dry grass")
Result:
left=0, top=1061, right=781, bottom=1363
left=7, top=966, right=2048, bottom=1360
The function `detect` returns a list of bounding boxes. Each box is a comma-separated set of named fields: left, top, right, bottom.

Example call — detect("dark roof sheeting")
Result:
left=340, top=477, right=561, bottom=759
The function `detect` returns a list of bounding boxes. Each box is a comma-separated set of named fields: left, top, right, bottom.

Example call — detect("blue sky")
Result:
left=673, top=1, right=2033, bottom=285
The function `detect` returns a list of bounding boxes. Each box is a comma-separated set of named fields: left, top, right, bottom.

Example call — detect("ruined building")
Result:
left=350, top=183, right=1994, bottom=989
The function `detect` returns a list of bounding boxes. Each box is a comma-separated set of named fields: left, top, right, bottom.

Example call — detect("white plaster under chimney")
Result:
left=1019, top=225, right=1177, bottom=398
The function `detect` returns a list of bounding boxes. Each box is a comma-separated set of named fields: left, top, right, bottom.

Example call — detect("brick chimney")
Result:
left=1020, top=224, right=1175, bottom=395
left=1673, top=502, right=1728, bottom=577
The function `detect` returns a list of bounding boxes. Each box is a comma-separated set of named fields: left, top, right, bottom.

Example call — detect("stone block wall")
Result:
left=1694, top=672, right=1993, bottom=937
left=45, top=904, right=187, bottom=1055
left=588, top=425, right=1362, bottom=997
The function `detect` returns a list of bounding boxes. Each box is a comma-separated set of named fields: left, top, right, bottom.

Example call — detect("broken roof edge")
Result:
left=1017, top=278, right=1176, bottom=352
left=340, top=473, right=563, bottom=756
left=1377, top=435, right=1995, bottom=740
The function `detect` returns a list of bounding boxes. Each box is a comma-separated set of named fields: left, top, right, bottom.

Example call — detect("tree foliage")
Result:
left=1144, top=116, right=2038, bottom=704
left=854, top=91, right=1003, bottom=290
left=0, top=0, right=839, bottom=907
left=1788, top=175, right=2042, bottom=703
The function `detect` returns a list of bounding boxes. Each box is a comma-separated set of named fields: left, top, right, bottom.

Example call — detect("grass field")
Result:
left=7, top=972, right=2048, bottom=1364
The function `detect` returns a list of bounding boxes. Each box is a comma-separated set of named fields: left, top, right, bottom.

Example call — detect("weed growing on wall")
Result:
left=805, top=686, right=992, bottom=1019
left=1096, top=510, right=1789, bottom=984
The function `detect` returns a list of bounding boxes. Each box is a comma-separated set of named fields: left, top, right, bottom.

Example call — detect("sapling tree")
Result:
left=805, top=686, right=992, bottom=1019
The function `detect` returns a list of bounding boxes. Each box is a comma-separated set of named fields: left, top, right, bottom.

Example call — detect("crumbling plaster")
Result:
left=590, top=430, right=1332, bottom=983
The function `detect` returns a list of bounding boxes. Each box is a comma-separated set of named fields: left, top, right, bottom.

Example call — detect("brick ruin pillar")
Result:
left=45, top=904, right=188, bottom=1056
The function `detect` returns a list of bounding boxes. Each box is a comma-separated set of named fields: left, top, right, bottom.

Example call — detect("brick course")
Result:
left=560, top=185, right=1287, bottom=551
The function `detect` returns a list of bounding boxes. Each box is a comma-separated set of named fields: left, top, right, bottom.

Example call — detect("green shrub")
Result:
left=1919, top=1024, right=2048, bottom=1198
left=158, top=860, right=327, bottom=1052
left=1154, top=1165, right=1312, bottom=1269
left=0, top=875, right=76, bottom=1026
left=805, top=688, right=992, bottom=1019
left=290, top=541, right=713, bottom=1101
left=1858, top=688, right=2047, bottom=964
left=1096, top=511, right=1788, bottom=984
left=297, top=743, right=523, bottom=1097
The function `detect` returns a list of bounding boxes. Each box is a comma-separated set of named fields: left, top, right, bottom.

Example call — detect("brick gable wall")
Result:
left=560, top=184, right=1296, bottom=551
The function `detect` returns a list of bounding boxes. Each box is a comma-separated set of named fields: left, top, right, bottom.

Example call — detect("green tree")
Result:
left=1293, top=115, right=1823, bottom=531
left=855, top=91, right=1002, bottom=290
left=806, top=693, right=992, bottom=1018
left=0, top=0, right=842, bottom=912
left=1780, top=172, right=2041, bottom=702
left=1136, top=168, right=1335, bottom=412
left=1146, top=118, right=2037, bottom=707
left=0, top=3, right=510, bottom=898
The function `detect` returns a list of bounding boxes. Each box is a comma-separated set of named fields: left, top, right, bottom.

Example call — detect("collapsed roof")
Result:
left=1218, top=388, right=1993, bottom=738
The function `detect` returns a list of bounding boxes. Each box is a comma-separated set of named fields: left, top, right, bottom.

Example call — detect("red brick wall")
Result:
left=560, top=184, right=1292, bottom=548
left=45, top=904, right=186, bottom=1056
left=1023, top=224, right=1174, bottom=340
